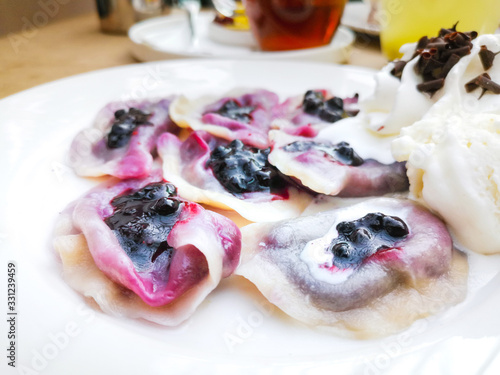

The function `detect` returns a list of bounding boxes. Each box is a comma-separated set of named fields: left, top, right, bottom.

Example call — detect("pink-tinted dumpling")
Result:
left=169, top=89, right=281, bottom=148
left=268, top=130, right=408, bottom=197
left=54, top=175, right=241, bottom=325
left=237, top=198, right=468, bottom=338
left=273, top=89, right=359, bottom=137
left=70, top=98, right=178, bottom=179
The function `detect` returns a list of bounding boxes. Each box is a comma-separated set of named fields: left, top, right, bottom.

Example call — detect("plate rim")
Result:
left=0, top=58, right=378, bottom=104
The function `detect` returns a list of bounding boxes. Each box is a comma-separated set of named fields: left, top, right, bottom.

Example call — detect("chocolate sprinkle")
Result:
left=390, top=60, right=407, bottom=79
left=465, top=73, right=500, bottom=98
left=390, top=24, right=477, bottom=97
left=479, top=45, right=500, bottom=70
left=438, top=23, right=458, bottom=37
left=438, top=54, right=461, bottom=78
left=416, top=79, right=445, bottom=96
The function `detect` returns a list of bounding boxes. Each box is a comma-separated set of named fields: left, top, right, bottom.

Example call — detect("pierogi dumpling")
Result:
left=157, top=130, right=313, bottom=222
left=268, top=128, right=409, bottom=197
left=237, top=198, right=468, bottom=338
left=54, top=175, right=241, bottom=325
left=169, top=89, right=280, bottom=148
left=272, top=89, right=359, bottom=137
left=70, top=98, right=178, bottom=179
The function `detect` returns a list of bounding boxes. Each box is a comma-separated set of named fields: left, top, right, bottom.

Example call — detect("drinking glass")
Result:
left=243, top=0, right=348, bottom=51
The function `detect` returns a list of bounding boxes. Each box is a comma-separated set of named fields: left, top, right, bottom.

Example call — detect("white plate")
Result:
left=2, top=60, right=500, bottom=375
left=341, top=2, right=380, bottom=36
left=129, top=12, right=355, bottom=63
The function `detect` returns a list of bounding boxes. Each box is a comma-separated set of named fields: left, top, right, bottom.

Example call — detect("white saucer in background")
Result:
left=129, top=12, right=355, bottom=63
left=206, top=20, right=256, bottom=48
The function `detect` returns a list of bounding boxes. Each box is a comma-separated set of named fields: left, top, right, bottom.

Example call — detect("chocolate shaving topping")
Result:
left=438, top=22, right=458, bottom=37
left=416, top=36, right=429, bottom=50
left=465, top=73, right=500, bottom=98
left=426, top=41, right=447, bottom=51
left=466, top=31, right=479, bottom=40
left=390, top=24, right=478, bottom=96
left=441, top=45, right=472, bottom=59
left=479, top=45, right=500, bottom=70
left=439, top=54, right=461, bottom=78
left=390, top=60, right=407, bottom=79
left=416, top=79, right=445, bottom=96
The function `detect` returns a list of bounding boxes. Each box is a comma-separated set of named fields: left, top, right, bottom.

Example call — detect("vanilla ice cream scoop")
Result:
left=392, top=111, right=500, bottom=254
left=361, top=30, right=500, bottom=136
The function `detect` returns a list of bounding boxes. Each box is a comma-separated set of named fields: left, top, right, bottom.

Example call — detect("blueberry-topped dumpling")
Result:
left=272, top=89, right=359, bottom=137
left=237, top=198, right=468, bottom=338
left=169, top=89, right=281, bottom=148
left=268, top=129, right=409, bottom=197
left=156, top=130, right=312, bottom=222
left=70, top=98, right=179, bottom=179
left=53, top=175, right=241, bottom=325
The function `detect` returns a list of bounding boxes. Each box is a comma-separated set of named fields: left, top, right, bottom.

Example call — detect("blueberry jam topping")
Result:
left=214, top=100, right=255, bottom=123
left=104, top=182, right=183, bottom=272
left=329, top=212, right=409, bottom=268
left=206, top=139, right=286, bottom=195
left=302, top=90, right=345, bottom=123
left=283, top=141, right=364, bottom=166
left=106, top=108, right=153, bottom=149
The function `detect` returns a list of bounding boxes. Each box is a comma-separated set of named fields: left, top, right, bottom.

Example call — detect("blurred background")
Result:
left=0, top=0, right=363, bottom=36
left=0, top=0, right=216, bottom=35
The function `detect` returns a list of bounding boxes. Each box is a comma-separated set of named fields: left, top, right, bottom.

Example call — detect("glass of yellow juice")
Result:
left=379, top=0, right=500, bottom=60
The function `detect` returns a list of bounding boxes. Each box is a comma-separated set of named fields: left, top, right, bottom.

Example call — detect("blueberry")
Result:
left=106, top=107, right=152, bottom=149
left=152, top=197, right=179, bottom=215
left=334, top=142, right=364, bottom=166
left=329, top=212, right=409, bottom=269
left=107, top=133, right=128, bottom=149
left=283, top=141, right=364, bottom=167
left=114, top=109, right=126, bottom=118
left=302, top=91, right=345, bottom=123
left=383, top=216, right=409, bottom=237
left=364, top=213, right=385, bottom=231
left=111, top=122, right=133, bottom=135
left=214, top=100, right=254, bottom=123
left=104, top=182, right=183, bottom=272
left=337, top=221, right=355, bottom=235
left=324, top=97, right=344, bottom=111
left=206, top=140, right=286, bottom=195
left=318, top=108, right=343, bottom=123
left=303, top=90, right=325, bottom=114
left=332, top=242, right=351, bottom=258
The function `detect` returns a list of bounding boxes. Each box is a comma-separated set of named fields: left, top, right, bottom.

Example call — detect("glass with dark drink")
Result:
left=244, top=0, right=347, bottom=51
